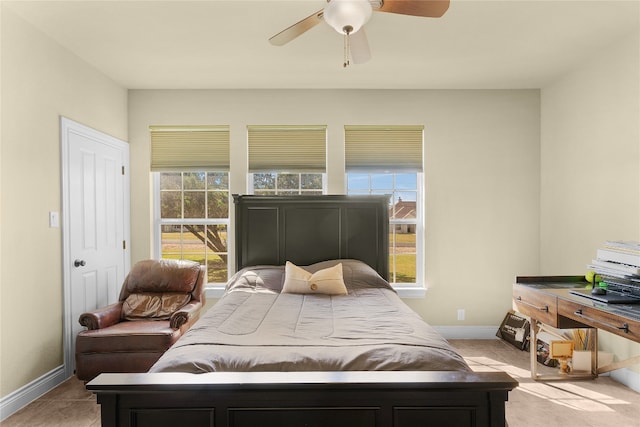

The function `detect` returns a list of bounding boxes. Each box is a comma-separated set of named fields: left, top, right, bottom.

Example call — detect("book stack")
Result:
left=588, top=240, right=640, bottom=291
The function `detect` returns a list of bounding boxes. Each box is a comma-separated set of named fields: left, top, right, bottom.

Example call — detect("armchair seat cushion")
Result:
left=76, top=320, right=181, bottom=354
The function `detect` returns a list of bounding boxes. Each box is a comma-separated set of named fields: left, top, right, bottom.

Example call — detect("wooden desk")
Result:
left=513, top=276, right=640, bottom=380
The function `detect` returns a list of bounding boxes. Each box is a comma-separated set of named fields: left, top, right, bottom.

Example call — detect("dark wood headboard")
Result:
left=233, top=195, right=389, bottom=280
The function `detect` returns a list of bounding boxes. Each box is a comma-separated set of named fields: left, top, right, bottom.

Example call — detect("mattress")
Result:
left=149, top=259, right=470, bottom=373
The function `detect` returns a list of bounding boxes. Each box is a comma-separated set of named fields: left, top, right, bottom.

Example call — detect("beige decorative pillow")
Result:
left=122, top=292, right=191, bottom=320
left=282, top=261, right=348, bottom=295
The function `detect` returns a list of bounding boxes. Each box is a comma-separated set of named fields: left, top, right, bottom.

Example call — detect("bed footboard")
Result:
left=87, top=371, right=517, bottom=427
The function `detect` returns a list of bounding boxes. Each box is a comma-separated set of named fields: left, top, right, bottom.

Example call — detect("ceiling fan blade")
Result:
left=376, top=0, right=450, bottom=18
left=349, top=29, right=371, bottom=64
left=269, top=9, right=324, bottom=46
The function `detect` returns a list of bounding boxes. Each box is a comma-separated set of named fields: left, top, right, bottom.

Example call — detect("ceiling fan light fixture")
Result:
left=324, top=0, right=373, bottom=35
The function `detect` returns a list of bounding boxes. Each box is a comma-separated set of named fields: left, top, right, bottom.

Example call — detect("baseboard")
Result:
left=434, top=325, right=499, bottom=339
left=0, top=365, right=69, bottom=422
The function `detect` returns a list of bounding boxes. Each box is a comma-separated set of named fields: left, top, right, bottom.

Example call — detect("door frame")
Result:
left=60, top=116, right=131, bottom=378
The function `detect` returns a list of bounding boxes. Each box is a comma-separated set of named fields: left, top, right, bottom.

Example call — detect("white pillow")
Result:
left=282, top=261, right=348, bottom=295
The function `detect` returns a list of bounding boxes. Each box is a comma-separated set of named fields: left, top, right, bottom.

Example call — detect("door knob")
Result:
left=74, top=259, right=86, bottom=267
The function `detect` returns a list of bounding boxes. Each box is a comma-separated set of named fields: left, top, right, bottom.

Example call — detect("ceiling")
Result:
left=5, top=0, right=639, bottom=89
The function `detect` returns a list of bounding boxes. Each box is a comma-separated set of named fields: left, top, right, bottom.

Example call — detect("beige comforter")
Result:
left=149, top=259, right=470, bottom=373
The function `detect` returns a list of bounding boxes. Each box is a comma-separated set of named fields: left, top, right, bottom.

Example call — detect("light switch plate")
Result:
left=49, top=211, right=59, bottom=228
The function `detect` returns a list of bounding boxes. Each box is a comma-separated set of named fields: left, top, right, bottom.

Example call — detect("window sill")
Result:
left=394, top=285, right=426, bottom=298
left=207, top=285, right=426, bottom=300
left=206, top=286, right=226, bottom=300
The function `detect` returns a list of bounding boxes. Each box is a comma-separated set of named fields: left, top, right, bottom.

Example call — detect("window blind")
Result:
left=150, top=125, right=230, bottom=171
left=247, top=125, right=327, bottom=173
left=345, top=125, right=424, bottom=172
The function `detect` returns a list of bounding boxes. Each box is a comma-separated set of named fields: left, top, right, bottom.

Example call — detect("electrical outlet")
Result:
left=457, top=309, right=465, bottom=321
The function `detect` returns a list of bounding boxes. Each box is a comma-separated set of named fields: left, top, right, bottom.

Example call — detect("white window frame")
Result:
left=347, top=172, right=425, bottom=298
left=152, top=172, right=230, bottom=298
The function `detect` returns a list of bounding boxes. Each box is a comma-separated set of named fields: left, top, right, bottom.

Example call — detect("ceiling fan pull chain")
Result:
left=343, top=33, right=350, bottom=68
left=343, top=25, right=353, bottom=68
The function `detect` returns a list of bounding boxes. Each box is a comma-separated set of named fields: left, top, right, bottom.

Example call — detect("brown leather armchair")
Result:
left=75, top=259, right=206, bottom=381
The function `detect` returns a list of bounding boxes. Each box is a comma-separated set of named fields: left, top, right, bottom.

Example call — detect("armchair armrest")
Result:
left=79, top=302, right=123, bottom=330
left=170, top=300, right=203, bottom=329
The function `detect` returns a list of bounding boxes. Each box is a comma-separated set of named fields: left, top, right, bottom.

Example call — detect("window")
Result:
left=150, top=125, right=230, bottom=286
left=155, top=172, right=230, bottom=283
left=347, top=173, right=421, bottom=285
left=247, top=125, right=327, bottom=195
left=250, top=172, right=324, bottom=195
left=345, top=125, right=424, bottom=290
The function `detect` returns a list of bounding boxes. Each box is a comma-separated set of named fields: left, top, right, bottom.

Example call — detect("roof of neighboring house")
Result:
left=391, top=198, right=416, bottom=219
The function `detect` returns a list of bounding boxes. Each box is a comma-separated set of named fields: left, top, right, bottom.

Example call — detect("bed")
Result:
left=87, top=195, right=517, bottom=427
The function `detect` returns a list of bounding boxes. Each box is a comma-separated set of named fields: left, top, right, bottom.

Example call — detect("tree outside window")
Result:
left=158, top=172, right=229, bottom=283
left=251, top=172, right=323, bottom=195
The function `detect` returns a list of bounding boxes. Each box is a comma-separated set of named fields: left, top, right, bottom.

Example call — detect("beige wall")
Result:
left=128, top=89, right=541, bottom=327
left=0, top=7, right=128, bottom=397
left=541, top=30, right=640, bottom=373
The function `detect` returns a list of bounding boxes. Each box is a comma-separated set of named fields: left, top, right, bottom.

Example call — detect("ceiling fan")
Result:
left=269, top=0, right=450, bottom=67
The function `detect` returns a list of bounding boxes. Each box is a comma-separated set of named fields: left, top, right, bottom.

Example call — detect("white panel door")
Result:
left=61, top=117, right=130, bottom=376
